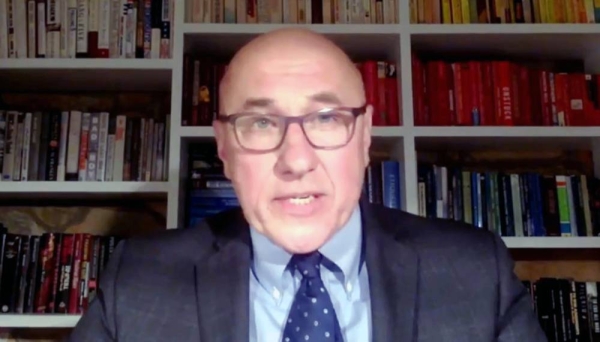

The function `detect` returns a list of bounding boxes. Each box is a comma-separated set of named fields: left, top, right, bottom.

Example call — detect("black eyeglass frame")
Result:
left=215, top=104, right=368, bottom=153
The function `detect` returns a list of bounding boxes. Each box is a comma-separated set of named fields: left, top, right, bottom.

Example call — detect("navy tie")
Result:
left=282, top=252, right=344, bottom=342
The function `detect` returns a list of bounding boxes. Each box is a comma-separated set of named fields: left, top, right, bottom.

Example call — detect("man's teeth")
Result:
left=288, top=195, right=315, bottom=205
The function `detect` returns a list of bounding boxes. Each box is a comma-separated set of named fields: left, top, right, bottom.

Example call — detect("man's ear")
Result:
left=213, top=120, right=231, bottom=179
left=362, top=104, right=373, bottom=167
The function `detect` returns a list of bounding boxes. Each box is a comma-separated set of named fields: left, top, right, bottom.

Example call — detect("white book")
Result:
left=86, top=113, right=100, bottom=181
left=20, top=113, right=32, bottom=181
left=97, top=0, right=110, bottom=55
left=57, top=111, right=69, bottom=181
left=112, top=115, right=126, bottom=181
left=96, top=112, right=109, bottom=181
left=59, top=0, right=69, bottom=57
left=151, top=0, right=160, bottom=58
left=76, top=0, right=88, bottom=54
left=14, top=0, right=27, bottom=57
left=67, top=0, right=77, bottom=57
left=119, top=0, right=128, bottom=57
left=37, top=0, right=46, bottom=56
left=126, top=0, right=136, bottom=58
left=105, top=132, right=115, bottom=181
left=108, top=0, right=120, bottom=57
left=7, top=0, right=15, bottom=57
left=66, top=110, right=81, bottom=179
left=0, top=0, right=7, bottom=58
left=27, top=0, right=36, bottom=58
left=510, top=174, right=524, bottom=237
left=46, top=0, right=61, bottom=57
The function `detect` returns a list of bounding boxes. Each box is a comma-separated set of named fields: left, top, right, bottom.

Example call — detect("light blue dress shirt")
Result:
left=249, top=206, right=372, bottom=342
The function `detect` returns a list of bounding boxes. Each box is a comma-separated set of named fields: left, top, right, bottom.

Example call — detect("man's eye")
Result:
left=252, top=118, right=274, bottom=128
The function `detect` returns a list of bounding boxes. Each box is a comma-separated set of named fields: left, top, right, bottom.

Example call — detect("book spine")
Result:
left=66, top=111, right=82, bottom=180
left=86, top=113, right=100, bottom=181
left=55, top=111, right=69, bottom=181
left=20, top=112, right=32, bottom=181
left=78, top=112, right=91, bottom=181
left=76, top=0, right=88, bottom=56
left=96, top=112, right=110, bottom=181
left=35, top=0, right=46, bottom=57
left=12, top=112, right=23, bottom=181
left=27, top=0, right=37, bottom=58
left=112, top=115, right=126, bottom=181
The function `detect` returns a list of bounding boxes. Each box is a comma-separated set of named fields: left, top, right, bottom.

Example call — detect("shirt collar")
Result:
left=249, top=205, right=363, bottom=297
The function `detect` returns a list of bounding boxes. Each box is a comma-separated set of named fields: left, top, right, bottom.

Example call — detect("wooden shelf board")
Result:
left=0, top=314, right=80, bottom=328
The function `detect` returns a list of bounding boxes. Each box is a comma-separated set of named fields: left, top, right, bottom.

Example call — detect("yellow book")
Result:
left=452, top=0, right=463, bottom=23
left=565, top=0, right=574, bottom=22
left=461, top=0, right=470, bottom=22
left=442, top=0, right=452, bottom=23
left=585, top=0, right=595, bottom=22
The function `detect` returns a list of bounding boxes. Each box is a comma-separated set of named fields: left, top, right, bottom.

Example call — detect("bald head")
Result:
left=219, top=28, right=365, bottom=115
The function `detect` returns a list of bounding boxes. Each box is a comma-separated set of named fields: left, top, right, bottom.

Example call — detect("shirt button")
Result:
left=273, top=288, right=281, bottom=299
left=346, top=282, right=352, bottom=293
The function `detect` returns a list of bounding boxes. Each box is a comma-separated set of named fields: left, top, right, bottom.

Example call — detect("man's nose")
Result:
left=274, top=123, right=318, bottom=179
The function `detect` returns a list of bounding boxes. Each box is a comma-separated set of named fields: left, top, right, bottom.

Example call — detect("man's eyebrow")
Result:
left=309, top=91, right=343, bottom=105
left=242, top=97, right=274, bottom=109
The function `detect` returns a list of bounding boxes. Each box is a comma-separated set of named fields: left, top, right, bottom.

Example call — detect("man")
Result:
left=68, top=28, right=547, bottom=342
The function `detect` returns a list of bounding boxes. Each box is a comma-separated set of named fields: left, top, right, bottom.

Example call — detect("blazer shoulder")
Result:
left=117, top=207, right=247, bottom=265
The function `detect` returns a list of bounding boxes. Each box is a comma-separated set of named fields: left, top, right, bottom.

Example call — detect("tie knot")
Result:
left=291, top=252, right=322, bottom=279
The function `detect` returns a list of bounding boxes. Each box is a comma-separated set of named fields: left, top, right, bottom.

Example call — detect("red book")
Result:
left=376, top=61, right=388, bottom=126
left=479, top=62, right=495, bottom=125
left=567, top=73, right=586, bottom=126
left=411, top=54, right=425, bottom=125
left=68, top=234, right=83, bottom=314
left=510, top=63, right=522, bottom=125
left=492, top=61, right=514, bottom=126
left=360, top=61, right=381, bottom=126
left=451, top=63, right=470, bottom=126
left=554, top=73, right=570, bottom=126
left=385, top=62, right=400, bottom=126
left=540, top=70, right=552, bottom=126
left=467, top=61, right=481, bottom=126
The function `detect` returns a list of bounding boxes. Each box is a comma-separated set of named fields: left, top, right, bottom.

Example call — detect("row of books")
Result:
left=0, top=228, right=121, bottom=314
left=411, top=0, right=600, bottom=24
left=411, top=56, right=600, bottom=126
left=0, top=111, right=170, bottom=182
left=363, top=159, right=402, bottom=209
left=524, top=278, right=600, bottom=341
left=184, top=0, right=400, bottom=24
left=0, top=0, right=174, bottom=59
left=417, top=164, right=600, bottom=237
left=181, top=56, right=401, bottom=127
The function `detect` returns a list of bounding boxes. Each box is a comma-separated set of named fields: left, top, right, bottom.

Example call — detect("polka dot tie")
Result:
left=282, top=252, right=344, bottom=342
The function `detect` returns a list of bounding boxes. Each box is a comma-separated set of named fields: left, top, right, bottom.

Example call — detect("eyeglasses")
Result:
left=215, top=105, right=367, bottom=152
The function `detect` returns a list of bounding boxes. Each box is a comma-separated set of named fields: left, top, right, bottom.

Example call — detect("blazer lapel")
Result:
left=193, top=209, right=251, bottom=342
left=362, top=200, right=419, bottom=342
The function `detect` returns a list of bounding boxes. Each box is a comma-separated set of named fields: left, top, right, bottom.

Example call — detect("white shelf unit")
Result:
left=2, top=3, right=600, bottom=329
left=0, top=314, right=81, bottom=328
left=0, top=2, right=596, bottom=242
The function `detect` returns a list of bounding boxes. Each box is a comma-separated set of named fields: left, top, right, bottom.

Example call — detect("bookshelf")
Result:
left=1, top=0, right=600, bottom=335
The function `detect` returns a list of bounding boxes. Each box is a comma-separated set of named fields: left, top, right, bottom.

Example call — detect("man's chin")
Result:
left=271, top=223, right=334, bottom=254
